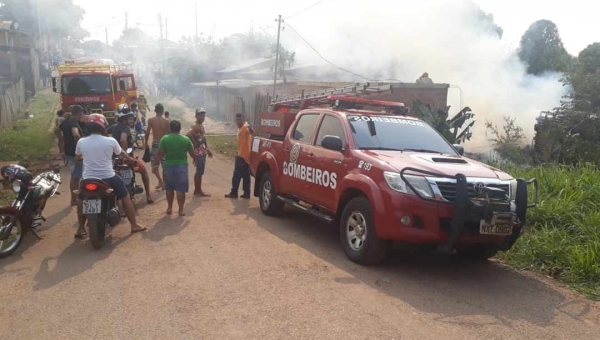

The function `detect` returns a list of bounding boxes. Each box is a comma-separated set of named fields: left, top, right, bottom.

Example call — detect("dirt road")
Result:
left=1, top=142, right=600, bottom=339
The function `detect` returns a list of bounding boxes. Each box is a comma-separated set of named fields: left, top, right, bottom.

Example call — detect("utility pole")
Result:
left=273, top=15, right=283, bottom=98
left=125, top=11, right=128, bottom=30
left=195, top=0, right=198, bottom=41
left=158, top=14, right=163, bottom=40
left=165, top=18, right=168, bottom=40
left=105, top=28, right=109, bottom=46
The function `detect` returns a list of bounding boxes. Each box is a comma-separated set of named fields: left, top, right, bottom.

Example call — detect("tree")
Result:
left=464, top=2, right=504, bottom=39
left=518, top=20, right=571, bottom=75
left=271, top=45, right=296, bottom=84
left=0, top=0, right=88, bottom=42
left=486, top=117, right=531, bottom=164
left=413, top=101, right=475, bottom=144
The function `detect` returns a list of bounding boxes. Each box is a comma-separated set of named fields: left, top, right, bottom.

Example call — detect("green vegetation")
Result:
left=209, top=134, right=237, bottom=159
left=0, top=94, right=58, bottom=167
left=496, top=164, right=600, bottom=299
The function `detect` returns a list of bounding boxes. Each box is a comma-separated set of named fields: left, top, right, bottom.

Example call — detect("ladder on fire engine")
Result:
left=272, top=82, right=394, bottom=104
left=269, top=82, right=408, bottom=113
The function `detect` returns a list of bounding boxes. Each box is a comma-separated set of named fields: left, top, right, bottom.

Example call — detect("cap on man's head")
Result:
left=155, top=103, right=164, bottom=113
left=195, top=107, right=206, bottom=115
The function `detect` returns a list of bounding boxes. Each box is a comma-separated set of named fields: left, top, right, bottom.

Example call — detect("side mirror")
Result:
left=119, top=80, right=126, bottom=91
left=321, top=135, right=343, bottom=152
left=126, top=148, right=133, bottom=155
left=453, top=144, right=464, bottom=156
left=51, top=77, right=57, bottom=93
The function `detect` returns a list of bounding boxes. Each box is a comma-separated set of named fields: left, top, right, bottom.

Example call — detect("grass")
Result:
left=0, top=93, right=58, bottom=167
left=0, top=93, right=57, bottom=205
left=496, top=163, right=600, bottom=299
left=209, top=134, right=237, bottom=159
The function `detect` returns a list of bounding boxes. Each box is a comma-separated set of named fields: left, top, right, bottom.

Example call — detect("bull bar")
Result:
left=399, top=167, right=539, bottom=252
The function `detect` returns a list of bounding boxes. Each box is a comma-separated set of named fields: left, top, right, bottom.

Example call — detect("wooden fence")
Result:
left=0, top=77, right=25, bottom=129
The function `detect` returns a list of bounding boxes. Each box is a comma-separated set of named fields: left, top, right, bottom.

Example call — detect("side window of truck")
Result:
left=316, top=115, right=346, bottom=147
left=292, top=114, right=320, bottom=143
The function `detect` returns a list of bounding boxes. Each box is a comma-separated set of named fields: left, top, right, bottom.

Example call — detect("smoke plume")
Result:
left=284, top=0, right=566, bottom=149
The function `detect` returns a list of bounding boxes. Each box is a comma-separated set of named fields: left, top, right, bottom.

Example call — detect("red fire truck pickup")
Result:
left=250, top=83, right=539, bottom=265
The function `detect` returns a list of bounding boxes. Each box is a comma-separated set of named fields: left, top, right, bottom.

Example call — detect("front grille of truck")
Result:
left=435, top=182, right=509, bottom=202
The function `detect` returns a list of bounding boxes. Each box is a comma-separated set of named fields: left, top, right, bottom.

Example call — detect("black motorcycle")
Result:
left=77, top=178, right=121, bottom=249
left=0, top=165, right=61, bottom=258
left=114, top=148, right=144, bottom=198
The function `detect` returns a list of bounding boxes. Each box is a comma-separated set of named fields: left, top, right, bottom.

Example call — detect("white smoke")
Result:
left=284, top=0, right=566, bottom=149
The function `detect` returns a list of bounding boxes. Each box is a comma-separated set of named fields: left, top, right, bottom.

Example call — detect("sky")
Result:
left=75, top=0, right=600, bottom=56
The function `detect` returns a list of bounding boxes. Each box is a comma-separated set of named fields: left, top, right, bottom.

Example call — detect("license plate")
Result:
left=119, top=170, right=133, bottom=179
left=479, top=220, right=512, bottom=235
left=83, top=199, right=102, bottom=214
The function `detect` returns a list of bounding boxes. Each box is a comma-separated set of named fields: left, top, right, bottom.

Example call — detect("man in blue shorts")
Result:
left=74, top=114, right=146, bottom=238
left=158, top=120, right=196, bottom=216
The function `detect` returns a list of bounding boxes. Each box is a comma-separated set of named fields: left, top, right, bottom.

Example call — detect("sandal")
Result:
left=74, top=231, right=87, bottom=239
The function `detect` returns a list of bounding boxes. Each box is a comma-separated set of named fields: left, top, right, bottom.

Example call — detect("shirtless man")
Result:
left=145, top=103, right=171, bottom=189
left=186, top=108, right=213, bottom=196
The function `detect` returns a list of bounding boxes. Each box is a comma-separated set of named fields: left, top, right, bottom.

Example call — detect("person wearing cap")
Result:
left=74, top=114, right=146, bottom=238
left=145, top=103, right=171, bottom=189
left=158, top=120, right=196, bottom=216
left=187, top=108, right=213, bottom=196
left=113, top=107, right=154, bottom=204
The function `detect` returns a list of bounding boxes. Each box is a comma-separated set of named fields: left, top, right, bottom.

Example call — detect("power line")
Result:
left=284, top=0, right=325, bottom=20
left=285, top=23, right=372, bottom=81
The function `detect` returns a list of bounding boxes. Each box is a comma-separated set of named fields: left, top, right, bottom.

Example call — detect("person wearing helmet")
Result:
left=74, top=114, right=146, bottom=237
left=112, top=108, right=154, bottom=204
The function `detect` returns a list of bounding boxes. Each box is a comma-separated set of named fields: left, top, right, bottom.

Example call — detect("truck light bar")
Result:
left=327, top=95, right=406, bottom=108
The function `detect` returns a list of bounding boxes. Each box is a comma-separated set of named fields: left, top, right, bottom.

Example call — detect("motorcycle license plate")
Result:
left=120, top=170, right=133, bottom=179
left=479, top=220, right=512, bottom=235
left=83, top=199, right=102, bottom=214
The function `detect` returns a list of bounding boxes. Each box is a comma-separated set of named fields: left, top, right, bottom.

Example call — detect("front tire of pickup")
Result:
left=259, top=171, right=284, bottom=216
left=340, top=197, right=390, bottom=265
left=455, top=245, right=499, bottom=261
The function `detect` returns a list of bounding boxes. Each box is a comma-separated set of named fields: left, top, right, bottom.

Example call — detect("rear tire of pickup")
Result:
left=455, top=245, right=499, bottom=261
left=340, top=197, right=390, bottom=265
left=259, top=171, right=284, bottom=216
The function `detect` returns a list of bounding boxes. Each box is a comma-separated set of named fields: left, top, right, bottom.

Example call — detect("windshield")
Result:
left=61, top=75, right=112, bottom=95
left=348, top=115, right=457, bottom=154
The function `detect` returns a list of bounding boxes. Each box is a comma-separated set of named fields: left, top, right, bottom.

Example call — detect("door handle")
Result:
left=307, top=153, right=315, bottom=159
left=284, top=148, right=290, bottom=152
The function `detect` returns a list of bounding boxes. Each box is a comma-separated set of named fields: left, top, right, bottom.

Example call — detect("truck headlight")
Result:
left=384, top=172, right=433, bottom=198
left=12, top=180, right=21, bottom=193
left=509, top=179, right=518, bottom=200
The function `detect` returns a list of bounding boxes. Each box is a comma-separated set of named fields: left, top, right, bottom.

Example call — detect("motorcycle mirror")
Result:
left=126, top=148, right=133, bottom=154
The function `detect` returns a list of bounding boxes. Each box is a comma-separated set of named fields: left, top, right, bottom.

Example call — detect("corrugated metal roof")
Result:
left=216, top=57, right=275, bottom=74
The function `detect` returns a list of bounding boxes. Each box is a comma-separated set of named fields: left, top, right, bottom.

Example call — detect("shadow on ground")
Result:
left=240, top=205, right=593, bottom=328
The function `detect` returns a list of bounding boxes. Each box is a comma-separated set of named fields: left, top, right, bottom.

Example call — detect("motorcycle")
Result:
left=114, top=148, right=144, bottom=198
left=76, top=178, right=121, bottom=250
left=134, top=129, right=146, bottom=150
left=78, top=148, right=141, bottom=249
left=0, top=165, right=61, bottom=258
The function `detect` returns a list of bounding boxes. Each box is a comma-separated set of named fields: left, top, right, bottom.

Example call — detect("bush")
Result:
left=498, top=163, right=600, bottom=299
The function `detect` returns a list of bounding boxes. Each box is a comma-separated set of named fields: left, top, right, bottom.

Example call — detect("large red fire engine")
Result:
left=52, top=59, right=139, bottom=123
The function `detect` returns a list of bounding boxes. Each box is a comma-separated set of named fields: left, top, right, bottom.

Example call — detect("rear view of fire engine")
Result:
left=52, top=59, right=139, bottom=123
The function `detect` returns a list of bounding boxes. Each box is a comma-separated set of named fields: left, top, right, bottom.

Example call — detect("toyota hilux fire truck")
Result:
left=250, top=83, right=539, bottom=265
left=52, top=59, right=139, bottom=123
